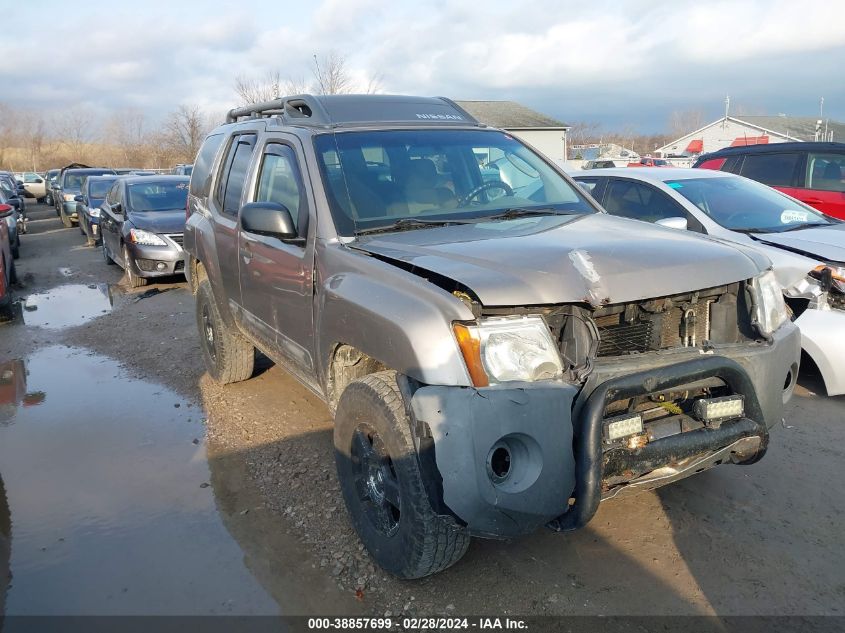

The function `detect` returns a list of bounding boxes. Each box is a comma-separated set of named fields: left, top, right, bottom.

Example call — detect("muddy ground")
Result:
left=1, top=202, right=843, bottom=617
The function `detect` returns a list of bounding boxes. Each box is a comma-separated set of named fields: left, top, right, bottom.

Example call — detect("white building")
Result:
left=455, top=100, right=570, bottom=163
left=656, top=115, right=845, bottom=158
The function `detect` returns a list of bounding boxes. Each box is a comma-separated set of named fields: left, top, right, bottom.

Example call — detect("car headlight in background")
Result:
left=751, top=270, right=789, bottom=336
left=89, top=208, right=101, bottom=218
left=454, top=315, right=564, bottom=386
left=63, top=193, right=76, bottom=201
left=128, top=228, right=166, bottom=246
left=812, top=264, right=845, bottom=294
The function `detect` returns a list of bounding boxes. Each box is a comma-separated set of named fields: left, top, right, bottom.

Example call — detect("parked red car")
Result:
left=0, top=201, right=15, bottom=318
left=693, top=142, right=845, bottom=220
left=627, top=157, right=671, bottom=168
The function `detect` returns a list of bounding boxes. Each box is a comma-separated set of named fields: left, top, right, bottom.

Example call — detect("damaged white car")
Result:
left=575, top=168, right=845, bottom=395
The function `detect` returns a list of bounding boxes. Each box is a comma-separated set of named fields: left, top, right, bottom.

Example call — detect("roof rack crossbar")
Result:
left=225, top=94, right=331, bottom=124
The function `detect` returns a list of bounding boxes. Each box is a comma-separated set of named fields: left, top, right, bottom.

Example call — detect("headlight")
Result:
left=129, top=228, right=166, bottom=246
left=453, top=315, right=563, bottom=386
left=751, top=270, right=788, bottom=336
left=89, top=207, right=101, bottom=218
left=63, top=193, right=76, bottom=201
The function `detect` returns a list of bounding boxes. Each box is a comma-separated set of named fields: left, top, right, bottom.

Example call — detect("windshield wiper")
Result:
left=778, top=222, right=830, bottom=232
left=354, top=217, right=473, bottom=236
left=483, top=207, right=568, bottom=221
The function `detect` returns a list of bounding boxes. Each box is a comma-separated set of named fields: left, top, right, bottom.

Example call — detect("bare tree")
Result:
left=106, top=110, right=150, bottom=167
left=56, top=108, right=93, bottom=161
left=19, top=113, right=47, bottom=171
left=162, top=104, right=211, bottom=164
left=311, top=51, right=353, bottom=95
left=234, top=70, right=282, bottom=105
left=668, top=109, right=706, bottom=138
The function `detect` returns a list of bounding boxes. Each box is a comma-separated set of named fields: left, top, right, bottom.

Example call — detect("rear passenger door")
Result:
left=795, top=151, right=845, bottom=219
left=208, top=132, right=258, bottom=308
left=238, top=136, right=316, bottom=381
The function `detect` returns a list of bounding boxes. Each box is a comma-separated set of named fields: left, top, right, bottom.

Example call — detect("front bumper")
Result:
left=62, top=201, right=78, bottom=219
left=125, top=240, right=185, bottom=278
left=410, top=322, right=800, bottom=538
left=795, top=308, right=845, bottom=396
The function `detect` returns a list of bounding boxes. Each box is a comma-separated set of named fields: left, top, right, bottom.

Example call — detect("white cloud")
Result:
left=1, top=0, right=843, bottom=131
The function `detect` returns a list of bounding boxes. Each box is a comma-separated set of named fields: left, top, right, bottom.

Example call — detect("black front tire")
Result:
left=102, top=240, right=115, bottom=265
left=122, top=245, right=147, bottom=288
left=195, top=278, right=255, bottom=384
left=59, top=208, right=72, bottom=228
left=334, top=371, right=470, bottom=579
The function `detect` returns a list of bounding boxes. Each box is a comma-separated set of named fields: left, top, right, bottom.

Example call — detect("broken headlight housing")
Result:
left=750, top=270, right=789, bottom=336
left=453, top=316, right=564, bottom=386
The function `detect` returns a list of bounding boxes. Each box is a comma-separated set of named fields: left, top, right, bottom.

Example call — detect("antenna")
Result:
left=820, top=96, right=824, bottom=119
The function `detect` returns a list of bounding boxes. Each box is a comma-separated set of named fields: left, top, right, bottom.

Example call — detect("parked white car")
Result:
left=13, top=172, right=47, bottom=202
left=574, top=168, right=845, bottom=396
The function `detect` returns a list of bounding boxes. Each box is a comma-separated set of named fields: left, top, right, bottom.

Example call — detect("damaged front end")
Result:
left=410, top=277, right=800, bottom=538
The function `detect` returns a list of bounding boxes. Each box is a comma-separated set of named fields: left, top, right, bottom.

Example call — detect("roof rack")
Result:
left=224, top=94, right=481, bottom=128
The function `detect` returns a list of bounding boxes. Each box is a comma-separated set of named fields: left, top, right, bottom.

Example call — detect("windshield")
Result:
left=127, top=181, right=189, bottom=212
left=665, top=176, right=836, bottom=232
left=63, top=170, right=113, bottom=192
left=88, top=178, right=117, bottom=198
left=313, top=129, right=594, bottom=235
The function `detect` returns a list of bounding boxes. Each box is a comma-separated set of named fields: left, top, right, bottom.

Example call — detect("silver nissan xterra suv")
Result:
left=184, top=94, right=801, bottom=579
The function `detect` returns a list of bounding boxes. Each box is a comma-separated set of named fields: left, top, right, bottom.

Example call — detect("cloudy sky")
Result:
left=2, top=0, right=844, bottom=133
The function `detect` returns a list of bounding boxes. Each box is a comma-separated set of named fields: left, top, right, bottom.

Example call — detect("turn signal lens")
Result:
left=453, top=323, right=489, bottom=387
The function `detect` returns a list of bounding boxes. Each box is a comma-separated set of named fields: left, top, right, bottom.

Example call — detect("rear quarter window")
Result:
left=190, top=133, right=224, bottom=199
left=739, top=152, right=801, bottom=187
left=696, top=158, right=726, bottom=170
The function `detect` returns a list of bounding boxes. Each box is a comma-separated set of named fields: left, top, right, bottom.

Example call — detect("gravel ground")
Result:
left=3, top=202, right=844, bottom=618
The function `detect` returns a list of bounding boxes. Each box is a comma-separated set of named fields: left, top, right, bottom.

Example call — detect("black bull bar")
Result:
left=549, top=356, right=769, bottom=532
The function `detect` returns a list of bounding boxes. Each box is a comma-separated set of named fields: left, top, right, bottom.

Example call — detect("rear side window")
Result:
left=255, top=144, right=306, bottom=231
left=806, top=153, right=845, bottom=192
left=190, top=133, right=224, bottom=198
left=603, top=179, right=685, bottom=222
left=697, top=158, right=726, bottom=171
left=216, top=134, right=257, bottom=215
left=739, top=153, right=800, bottom=187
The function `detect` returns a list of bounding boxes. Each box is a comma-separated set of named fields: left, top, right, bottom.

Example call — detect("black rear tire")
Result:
left=195, top=278, right=255, bottom=384
left=334, top=371, right=470, bottom=579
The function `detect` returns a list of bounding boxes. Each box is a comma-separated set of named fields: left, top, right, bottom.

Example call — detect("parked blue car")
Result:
left=76, top=174, right=120, bottom=246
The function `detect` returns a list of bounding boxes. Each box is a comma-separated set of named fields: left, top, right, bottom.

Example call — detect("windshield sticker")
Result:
left=667, top=182, right=684, bottom=189
left=781, top=209, right=809, bottom=224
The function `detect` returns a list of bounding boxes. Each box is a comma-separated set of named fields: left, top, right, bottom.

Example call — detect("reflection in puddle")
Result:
left=21, top=284, right=115, bottom=329
left=0, top=347, right=278, bottom=615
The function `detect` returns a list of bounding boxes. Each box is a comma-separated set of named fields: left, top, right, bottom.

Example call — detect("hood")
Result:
left=128, top=210, right=185, bottom=234
left=353, top=214, right=766, bottom=306
left=750, top=224, right=845, bottom=264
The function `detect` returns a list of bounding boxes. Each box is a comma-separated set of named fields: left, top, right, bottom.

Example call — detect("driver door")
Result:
left=238, top=137, right=317, bottom=383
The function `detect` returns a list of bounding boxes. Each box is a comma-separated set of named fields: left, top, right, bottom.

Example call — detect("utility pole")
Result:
left=723, top=95, right=730, bottom=129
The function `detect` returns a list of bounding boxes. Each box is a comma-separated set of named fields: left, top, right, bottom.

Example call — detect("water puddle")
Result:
left=20, top=284, right=115, bottom=329
left=0, top=348, right=278, bottom=615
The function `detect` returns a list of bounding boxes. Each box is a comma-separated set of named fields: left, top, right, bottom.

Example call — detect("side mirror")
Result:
left=656, top=216, right=688, bottom=231
left=112, top=203, right=123, bottom=215
left=35, top=177, right=43, bottom=183
left=0, top=203, right=12, bottom=218
left=74, top=195, right=84, bottom=203
left=240, top=201, right=297, bottom=240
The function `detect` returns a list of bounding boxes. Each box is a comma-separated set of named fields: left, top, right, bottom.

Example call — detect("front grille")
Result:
left=166, top=233, right=184, bottom=248
left=592, top=288, right=734, bottom=357
left=597, top=321, right=654, bottom=356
